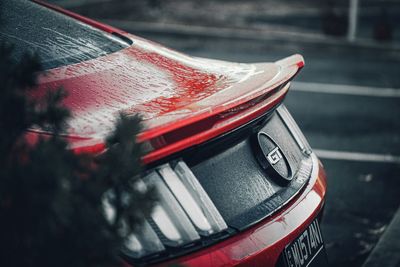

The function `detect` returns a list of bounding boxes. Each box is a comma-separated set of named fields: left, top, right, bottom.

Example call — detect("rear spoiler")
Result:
left=67, top=55, right=304, bottom=163
left=138, top=54, right=305, bottom=163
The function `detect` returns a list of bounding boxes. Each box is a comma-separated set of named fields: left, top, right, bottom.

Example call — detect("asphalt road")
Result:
left=126, top=33, right=400, bottom=267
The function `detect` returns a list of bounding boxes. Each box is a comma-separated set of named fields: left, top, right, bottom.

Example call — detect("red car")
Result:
left=3, top=1, right=328, bottom=266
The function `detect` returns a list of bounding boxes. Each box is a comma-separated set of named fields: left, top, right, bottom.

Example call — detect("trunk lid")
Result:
left=31, top=37, right=304, bottom=162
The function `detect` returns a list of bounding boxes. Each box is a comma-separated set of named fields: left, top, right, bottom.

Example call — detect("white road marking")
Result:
left=306, top=246, right=324, bottom=267
left=314, top=149, right=400, bottom=164
left=292, top=82, right=400, bottom=98
left=52, top=0, right=113, bottom=8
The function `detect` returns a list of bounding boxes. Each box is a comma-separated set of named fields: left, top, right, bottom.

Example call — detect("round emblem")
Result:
left=253, top=132, right=293, bottom=183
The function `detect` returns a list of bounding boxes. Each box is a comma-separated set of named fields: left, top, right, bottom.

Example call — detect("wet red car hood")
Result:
left=31, top=34, right=303, bottom=162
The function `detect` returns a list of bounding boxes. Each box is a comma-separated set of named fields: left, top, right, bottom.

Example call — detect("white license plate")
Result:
left=283, top=219, right=328, bottom=267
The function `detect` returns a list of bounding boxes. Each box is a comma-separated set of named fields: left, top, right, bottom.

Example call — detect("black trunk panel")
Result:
left=190, top=112, right=311, bottom=230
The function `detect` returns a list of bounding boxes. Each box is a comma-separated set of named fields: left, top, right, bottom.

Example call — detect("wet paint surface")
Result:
left=35, top=35, right=282, bottom=141
left=0, top=0, right=128, bottom=70
left=27, top=27, right=304, bottom=162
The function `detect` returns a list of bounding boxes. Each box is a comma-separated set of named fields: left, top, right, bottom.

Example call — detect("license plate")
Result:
left=283, top=219, right=328, bottom=267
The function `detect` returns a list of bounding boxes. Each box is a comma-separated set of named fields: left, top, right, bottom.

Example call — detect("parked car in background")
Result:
left=1, top=1, right=328, bottom=266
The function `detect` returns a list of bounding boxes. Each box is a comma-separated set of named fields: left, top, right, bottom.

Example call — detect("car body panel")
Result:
left=30, top=32, right=303, bottom=163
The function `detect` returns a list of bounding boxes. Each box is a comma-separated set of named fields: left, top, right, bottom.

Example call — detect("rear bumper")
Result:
left=155, top=153, right=327, bottom=267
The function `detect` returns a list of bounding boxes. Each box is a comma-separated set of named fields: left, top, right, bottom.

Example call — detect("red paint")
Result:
left=30, top=33, right=303, bottom=162
left=30, top=2, right=304, bottom=165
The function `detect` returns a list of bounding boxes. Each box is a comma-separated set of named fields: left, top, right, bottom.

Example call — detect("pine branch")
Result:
left=0, top=44, right=156, bottom=267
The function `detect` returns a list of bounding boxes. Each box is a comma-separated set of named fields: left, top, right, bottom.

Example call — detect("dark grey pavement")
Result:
left=362, top=205, right=400, bottom=267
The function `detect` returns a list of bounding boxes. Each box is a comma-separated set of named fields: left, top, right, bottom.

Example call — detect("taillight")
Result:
left=124, top=161, right=227, bottom=259
left=276, top=105, right=311, bottom=155
left=159, top=163, right=227, bottom=235
left=124, top=220, right=165, bottom=258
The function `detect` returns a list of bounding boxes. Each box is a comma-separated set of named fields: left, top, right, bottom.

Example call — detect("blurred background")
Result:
left=46, top=0, right=400, bottom=266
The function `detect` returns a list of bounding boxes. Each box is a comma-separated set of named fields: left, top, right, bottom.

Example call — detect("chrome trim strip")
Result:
left=277, top=104, right=312, bottom=155
left=158, top=164, right=213, bottom=235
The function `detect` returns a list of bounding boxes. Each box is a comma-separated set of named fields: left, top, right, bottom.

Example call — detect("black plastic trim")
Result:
left=123, top=101, right=314, bottom=266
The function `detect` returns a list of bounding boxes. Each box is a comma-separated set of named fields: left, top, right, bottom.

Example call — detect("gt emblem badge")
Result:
left=267, top=147, right=282, bottom=165
left=253, top=132, right=293, bottom=184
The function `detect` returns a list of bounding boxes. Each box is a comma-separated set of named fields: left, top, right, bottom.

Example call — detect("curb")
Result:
left=100, top=19, right=400, bottom=52
left=362, top=206, right=400, bottom=267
